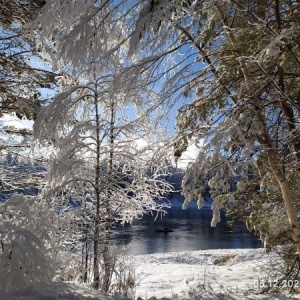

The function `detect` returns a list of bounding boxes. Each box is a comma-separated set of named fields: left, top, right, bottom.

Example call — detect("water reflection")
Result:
left=112, top=208, right=262, bottom=255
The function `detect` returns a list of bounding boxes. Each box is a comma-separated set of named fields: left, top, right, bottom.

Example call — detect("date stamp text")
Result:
left=253, top=279, right=299, bottom=289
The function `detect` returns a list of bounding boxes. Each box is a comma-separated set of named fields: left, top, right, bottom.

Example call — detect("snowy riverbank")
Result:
left=133, top=248, right=294, bottom=299
left=1, top=248, right=299, bottom=300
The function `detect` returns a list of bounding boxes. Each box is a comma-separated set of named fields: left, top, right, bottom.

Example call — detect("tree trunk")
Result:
left=84, top=239, right=88, bottom=283
left=101, top=99, right=115, bottom=293
left=93, top=215, right=100, bottom=289
left=267, top=151, right=300, bottom=256
left=93, top=90, right=101, bottom=290
left=81, top=198, right=88, bottom=283
left=101, top=215, right=112, bottom=292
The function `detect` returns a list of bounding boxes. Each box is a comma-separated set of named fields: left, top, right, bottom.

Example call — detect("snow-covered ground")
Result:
left=133, top=248, right=299, bottom=299
left=1, top=248, right=299, bottom=300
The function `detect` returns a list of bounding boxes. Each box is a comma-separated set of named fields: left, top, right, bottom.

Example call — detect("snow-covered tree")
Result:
left=33, top=0, right=174, bottom=281
left=0, top=0, right=57, bottom=194
left=0, top=0, right=56, bottom=121
left=0, top=195, right=49, bottom=292
left=29, top=1, right=165, bottom=291
left=34, top=71, right=172, bottom=290
left=167, top=1, right=300, bottom=257
left=0, top=166, right=68, bottom=294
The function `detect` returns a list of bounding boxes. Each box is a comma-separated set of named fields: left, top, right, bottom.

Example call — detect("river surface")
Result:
left=112, top=208, right=262, bottom=255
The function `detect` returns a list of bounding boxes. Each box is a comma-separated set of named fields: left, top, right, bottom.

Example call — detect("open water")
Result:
left=112, top=207, right=262, bottom=255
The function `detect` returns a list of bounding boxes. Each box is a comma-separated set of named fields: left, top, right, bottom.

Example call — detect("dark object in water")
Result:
left=155, top=228, right=174, bottom=233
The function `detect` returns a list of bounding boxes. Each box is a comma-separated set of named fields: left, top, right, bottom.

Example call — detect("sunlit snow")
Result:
left=0, top=113, right=33, bottom=130
left=1, top=248, right=298, bottom=300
